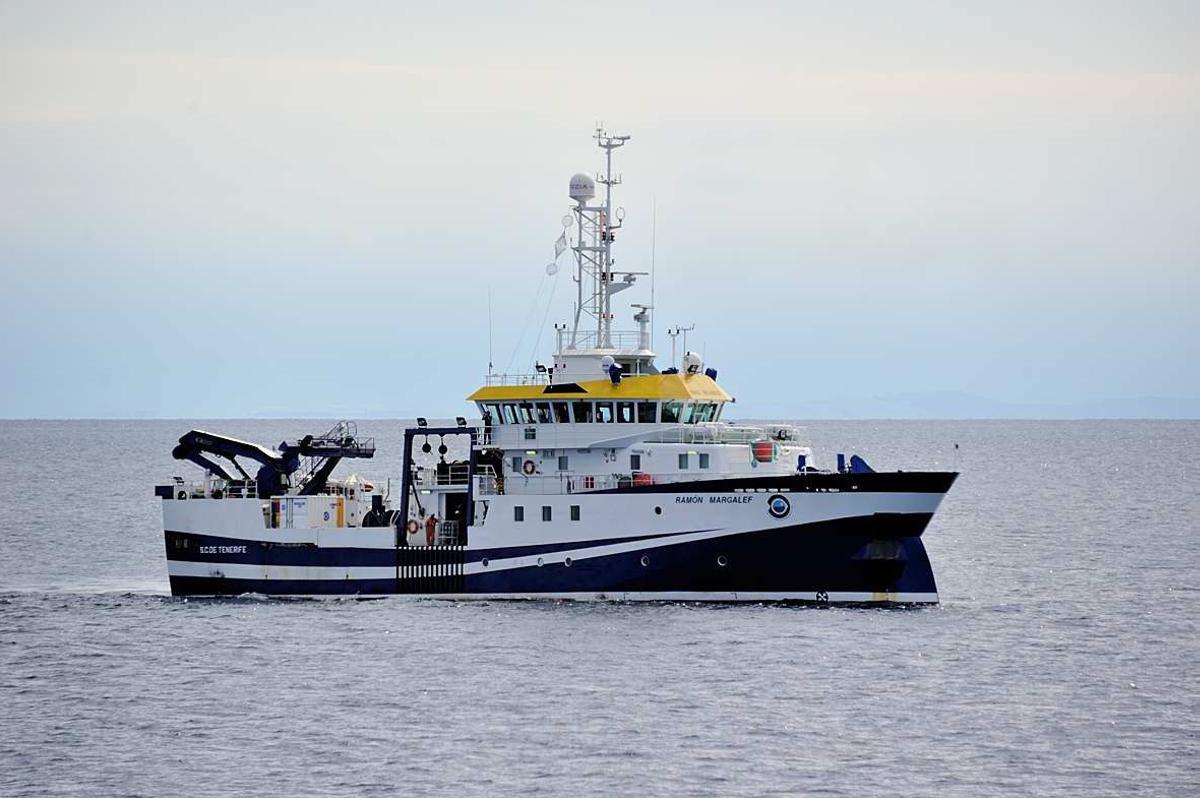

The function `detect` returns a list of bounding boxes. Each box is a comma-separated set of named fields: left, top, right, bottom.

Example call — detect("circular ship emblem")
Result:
left=767, top=494, right=791, bottom=518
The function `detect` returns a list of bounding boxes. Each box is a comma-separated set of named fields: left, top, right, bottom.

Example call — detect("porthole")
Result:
left=654, top=506, right=662, bottom=515
left=536, top=557, right=544, bottom=567
left=717, top=555, right=728, bottom=567
left=564, top=557, right=573, bottom=567
left=640, top=554, right=650, bottom=567
left=481, top=558, right=489, bottom=567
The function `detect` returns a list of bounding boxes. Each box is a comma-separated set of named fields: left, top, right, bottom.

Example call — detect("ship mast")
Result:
left=568, top=127, right=630, bottom=350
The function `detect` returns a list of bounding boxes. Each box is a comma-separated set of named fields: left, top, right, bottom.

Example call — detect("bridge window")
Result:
left=616, top=401, right=635, bottom=423
left=518, top=403, right=536, bottom=424
left=535, top=402, right=553, bottom=423
left=572, top=401, right=594, bottom=423
left=637, top=401, right=657, bottom=423
left=552, top=401, right=570, bottom=423
left=570, top=505, right=581, bottom=521
left=542, top=506, right=552, bottom=522
left=502, top=404, right=518, bottom=425
left=678, top=453, right=689, bottom=469
left=680, top=402, right=696, bottom=424
left=483, top=403, right=503, bottom=424
left=694, top=403, right=717, bottom=423
left=514, top=505, right=524, bottom=522
left=595, top=402, right=615, bottom=423
left=661, top=401, right=682, bottom=423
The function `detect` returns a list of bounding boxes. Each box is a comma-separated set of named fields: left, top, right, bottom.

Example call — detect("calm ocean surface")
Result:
left=1, top=419, right=1196, bottom=796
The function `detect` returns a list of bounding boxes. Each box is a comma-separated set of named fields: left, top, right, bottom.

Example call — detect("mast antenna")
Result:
left=667, top=324, right=694, bottom=368
left=650, top=196, right=656, bottom=353
left=568, top=126, right=630, bottom=351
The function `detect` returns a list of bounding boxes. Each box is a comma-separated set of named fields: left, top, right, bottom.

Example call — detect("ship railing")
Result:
left=414, top=463, right=496, bottom=489
left=481, top=372, right=550, bottom=387
left=436, top=521, right=462, bottom=545
left=316, top=479, right=377, bottom=497
left=475, top=471, right=498, bottom=495
left=646, top=423, right=806, bottom=445
left=220, top=479, right=259, bottom=499
left=168, top=476, right=381, bottom=500
left=474, top=471, right=763, bottom=496
left=168, top=479, right=259, bottom=499
left=293, top=424, right=376, bottom=488
left=562, top=330, right=645, bottom=352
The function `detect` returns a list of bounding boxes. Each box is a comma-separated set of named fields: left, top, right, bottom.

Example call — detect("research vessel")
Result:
left=158, top=130, right=957, bottom=603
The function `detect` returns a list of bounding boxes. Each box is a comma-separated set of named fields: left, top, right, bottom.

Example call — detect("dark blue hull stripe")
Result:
left=169, top=577, right=396, bottom=596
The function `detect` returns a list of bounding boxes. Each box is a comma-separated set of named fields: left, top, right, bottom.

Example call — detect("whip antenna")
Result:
left=651, top=195, right=656, bottom=352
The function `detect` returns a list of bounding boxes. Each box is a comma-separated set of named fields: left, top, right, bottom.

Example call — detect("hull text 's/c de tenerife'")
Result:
left=157, top=130, right=957, bottom=604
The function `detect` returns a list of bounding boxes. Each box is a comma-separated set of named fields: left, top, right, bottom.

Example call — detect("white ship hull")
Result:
left=162, top=472, right=954, bottom=605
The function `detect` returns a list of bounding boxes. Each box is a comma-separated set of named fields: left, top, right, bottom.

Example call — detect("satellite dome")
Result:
left=682, top=351, right=704, bottom=375
left=569, top=173, right=596, bottom=202
left=600, top=354, right=616, bottom=372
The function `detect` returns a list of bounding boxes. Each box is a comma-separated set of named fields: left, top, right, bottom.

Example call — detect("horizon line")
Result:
left=2, top=415, right=1197, bottom=422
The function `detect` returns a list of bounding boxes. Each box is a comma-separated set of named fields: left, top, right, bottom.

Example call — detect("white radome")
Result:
left=569, top=173, right=596, bottom=202
left=682, top=351, right=704, bottom=374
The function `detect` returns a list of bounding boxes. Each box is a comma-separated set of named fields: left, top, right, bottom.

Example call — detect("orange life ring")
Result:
left=522, top=459, right=537, bottom=476
left=406, top=519, right=419, bottom=536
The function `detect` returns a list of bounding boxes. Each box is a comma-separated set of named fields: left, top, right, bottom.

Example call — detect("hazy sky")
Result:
left=2, top=2, right=1198, bottom=418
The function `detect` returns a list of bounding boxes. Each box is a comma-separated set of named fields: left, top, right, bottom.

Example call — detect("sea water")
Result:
left=1, top=420, right=1196, bottom=796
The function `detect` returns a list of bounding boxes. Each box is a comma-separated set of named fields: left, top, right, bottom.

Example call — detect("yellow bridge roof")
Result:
left=467, top=373, right=732, bottom=403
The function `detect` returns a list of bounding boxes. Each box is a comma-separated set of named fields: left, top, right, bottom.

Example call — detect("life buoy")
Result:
left=406, top=519, right=419, bottom=536
left=751, top=440, right=776, bottom=463
left=522, top=459, right=537, bottom=476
